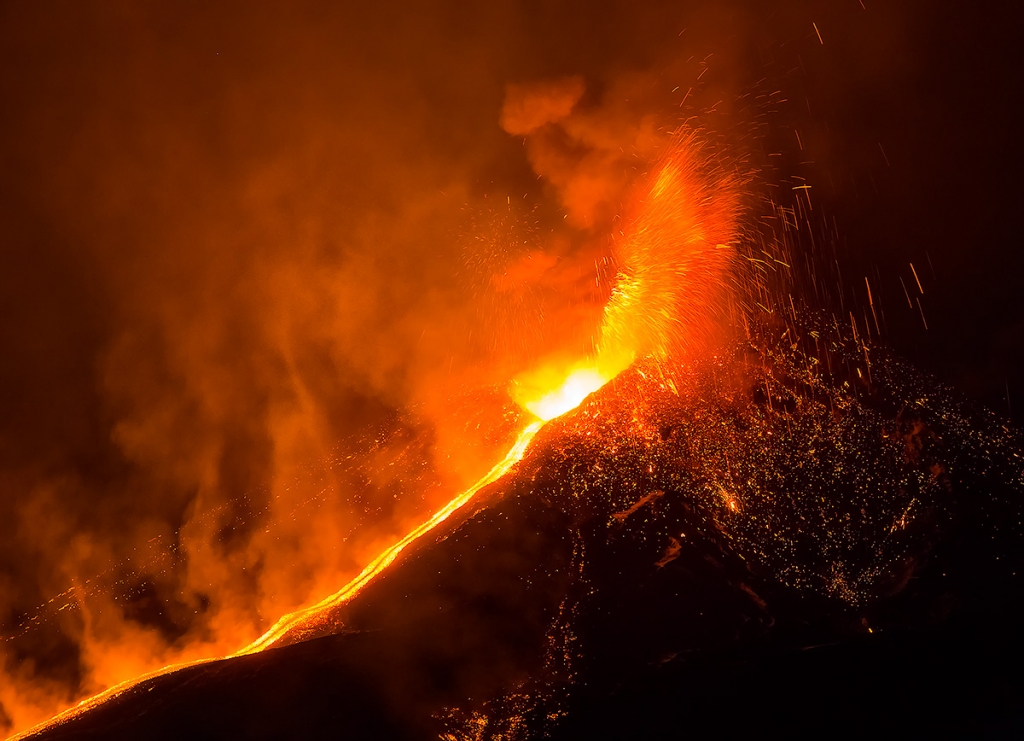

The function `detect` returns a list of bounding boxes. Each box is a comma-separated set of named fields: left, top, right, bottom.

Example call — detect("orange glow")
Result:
left=513, top=362, right=618, bottom=422
left=521, top=366, right=608, bottom=421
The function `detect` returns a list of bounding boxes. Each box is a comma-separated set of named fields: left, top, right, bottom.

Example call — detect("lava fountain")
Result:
left=513, top=132, right=741, bottom=421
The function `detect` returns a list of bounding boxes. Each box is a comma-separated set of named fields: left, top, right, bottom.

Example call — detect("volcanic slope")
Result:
left=25, top=312, right=1024, bottom=740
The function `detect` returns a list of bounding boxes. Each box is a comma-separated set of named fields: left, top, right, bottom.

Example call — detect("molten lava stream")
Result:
left=235, top=418, right=544, bottom=654
left=11, top=419, right=549, bottom=740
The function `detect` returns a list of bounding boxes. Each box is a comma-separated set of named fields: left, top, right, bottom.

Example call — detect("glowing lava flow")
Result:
left=235, top=418, right=544, bottom=654
left=11, top=420, right=547, bottom=740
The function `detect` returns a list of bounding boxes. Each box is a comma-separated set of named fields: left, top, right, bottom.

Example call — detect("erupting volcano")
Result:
left=12, top=120, right=747, bottom=739
left=2, top=2, right=1022, bottom=739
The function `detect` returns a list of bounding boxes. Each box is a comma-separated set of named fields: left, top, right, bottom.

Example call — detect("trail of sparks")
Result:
left=11, top=421, right=544, bottom=741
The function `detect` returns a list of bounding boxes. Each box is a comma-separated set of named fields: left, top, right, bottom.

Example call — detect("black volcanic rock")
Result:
left=29, top=314, right=1024, bottom=740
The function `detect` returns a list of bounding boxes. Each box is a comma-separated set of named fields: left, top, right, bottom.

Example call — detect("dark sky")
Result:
left=0, top=0, right=1021, bottom=732
left=795, top=1, right=1024, bottom=413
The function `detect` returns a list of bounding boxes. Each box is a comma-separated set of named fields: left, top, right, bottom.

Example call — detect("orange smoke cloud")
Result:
left=500, top=76, right=586, bottom=135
